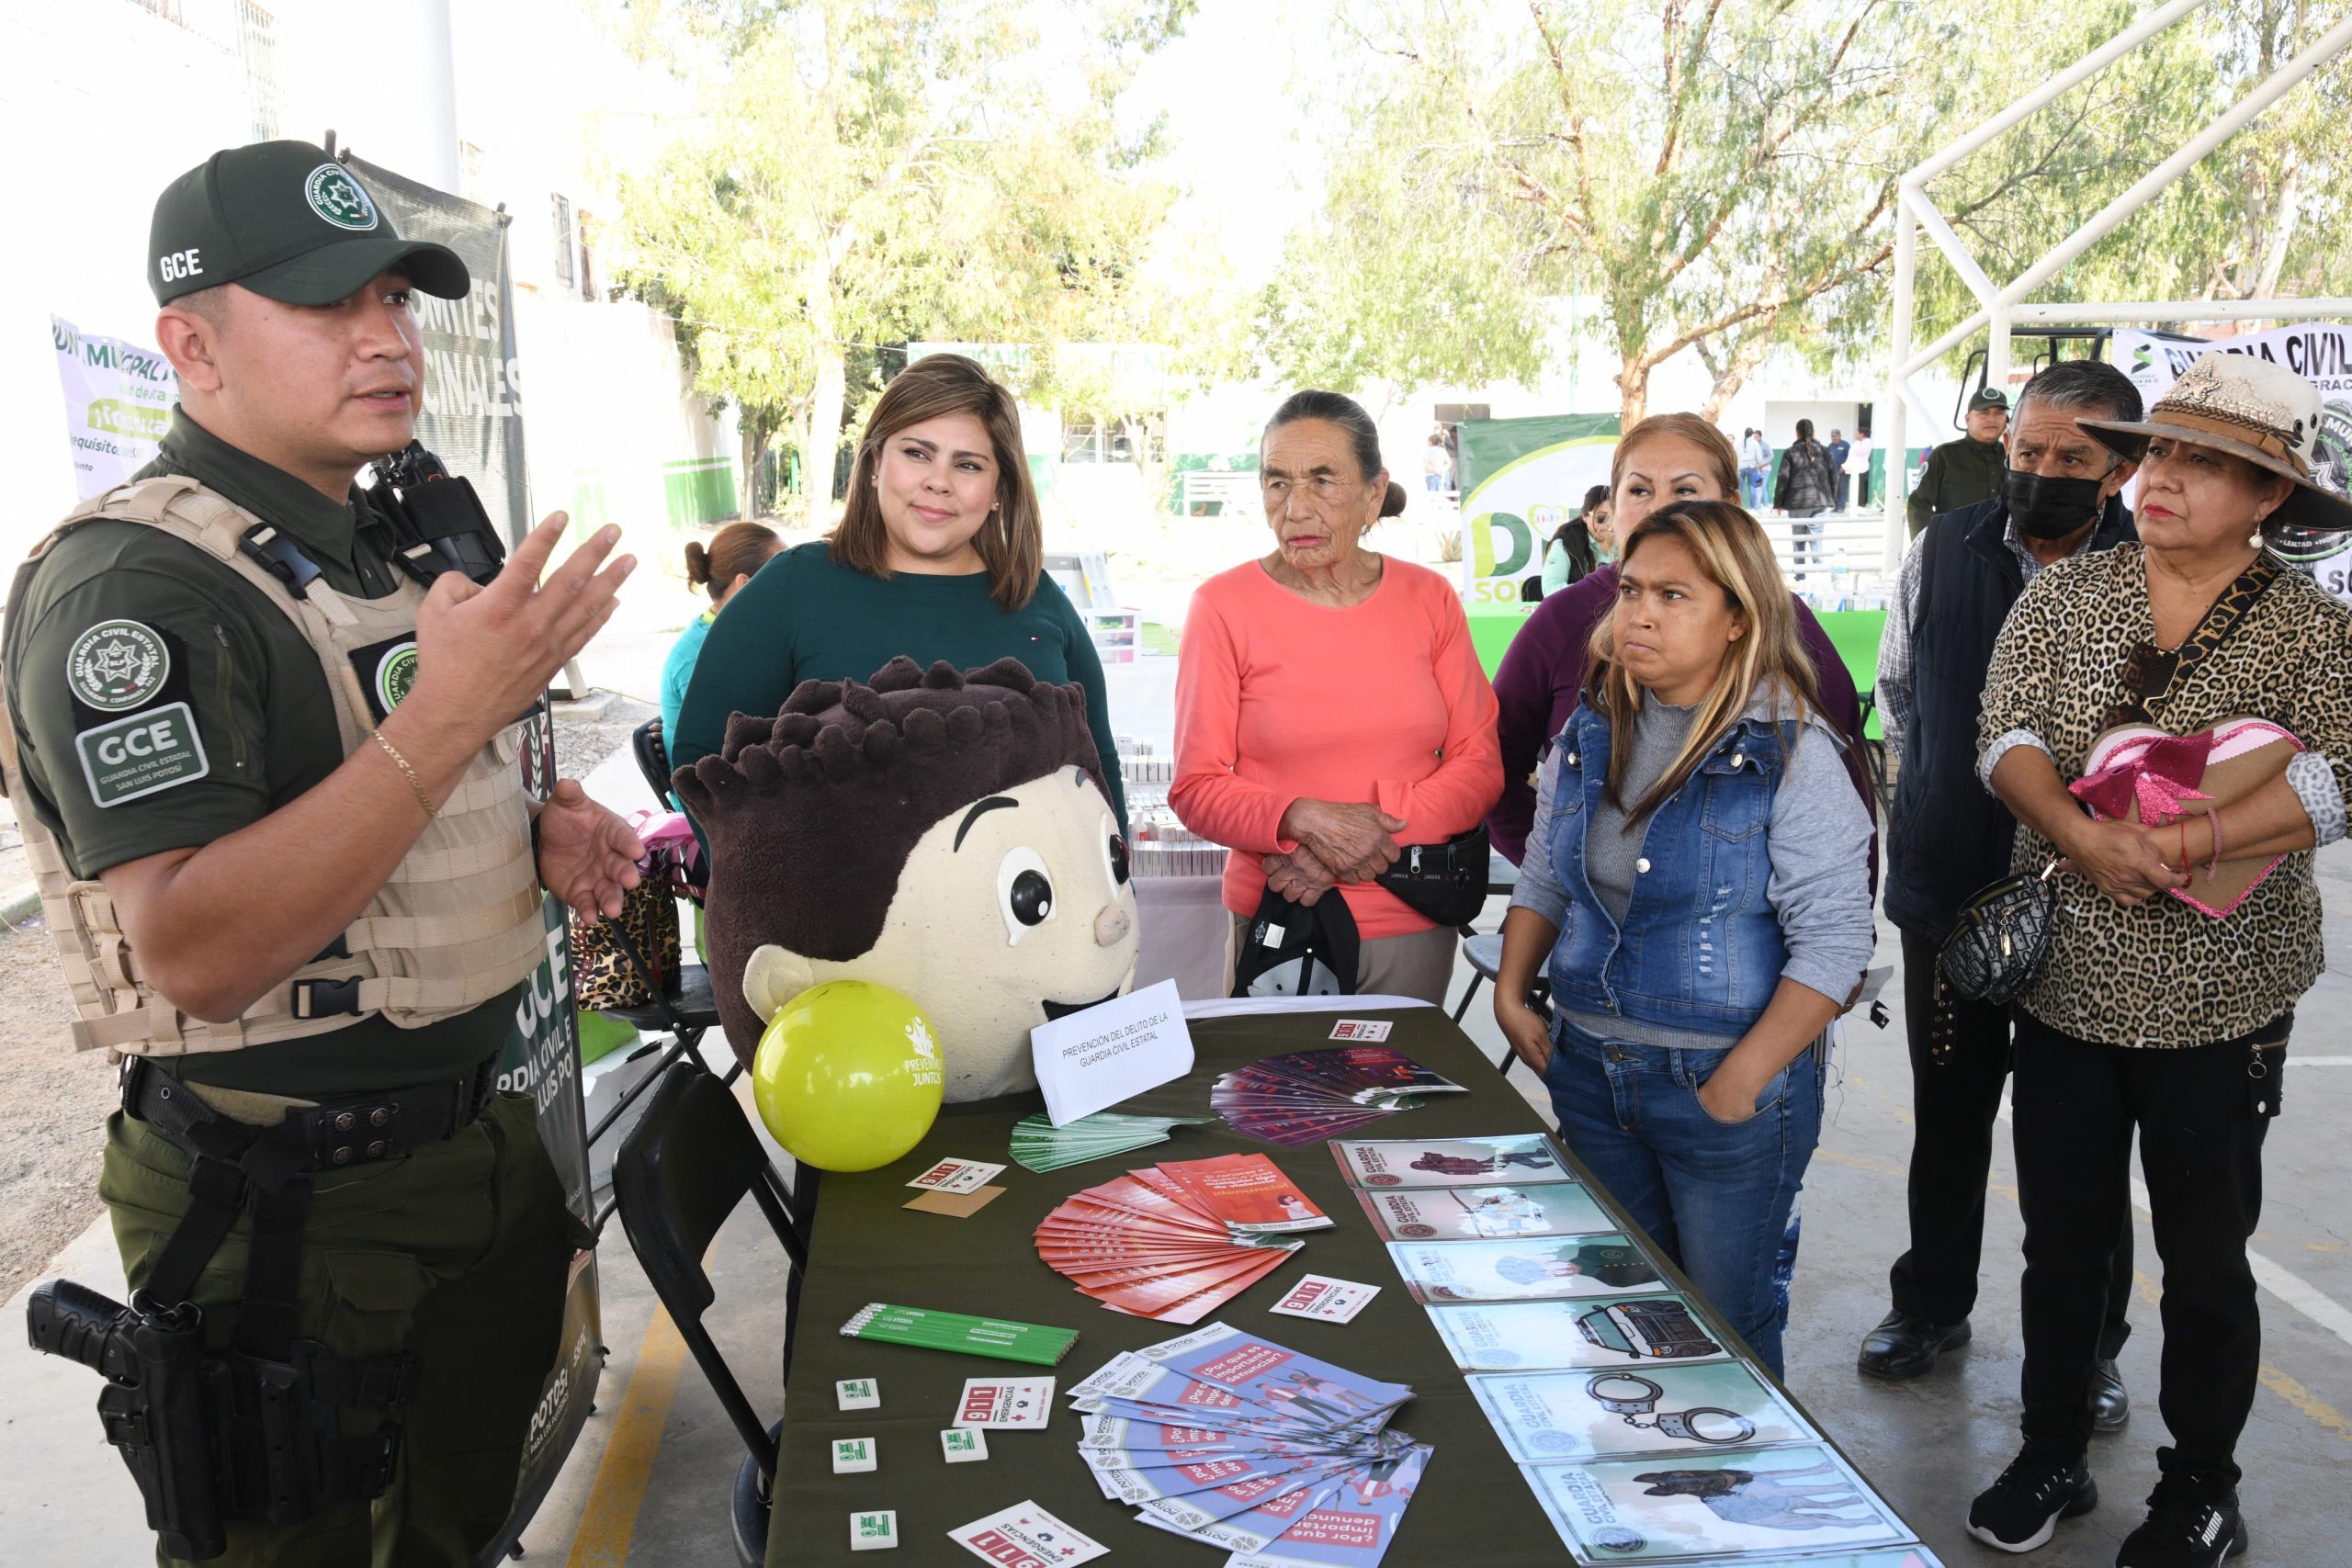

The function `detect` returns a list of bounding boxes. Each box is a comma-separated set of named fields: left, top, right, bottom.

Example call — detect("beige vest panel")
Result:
left=0, top=475, right=548, bottom=1058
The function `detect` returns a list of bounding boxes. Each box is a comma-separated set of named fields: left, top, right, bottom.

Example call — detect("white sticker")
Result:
left=836, top=1376, right=881, bottom=1410
left=947, top=1501, right=1106, bottom=1565
left=850, top=1509, right=898, bottom=1551
left=1329, top=1019, right=1394, bottom=1042
left=831, top=1436, right=877, bottom=1473
left=1268, top=1273, right=1383, bottom=1324
left=906, top=1157, right=1007, bottom=1195
left=953, top=1376, right=1056, bottom=1428
left=940, top=1427, right=989, bottom=1463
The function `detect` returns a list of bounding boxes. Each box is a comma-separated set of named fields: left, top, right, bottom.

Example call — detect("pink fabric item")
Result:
left=1171, top=558, right=1504, bottom=939
left=2072, top=719, right=2302, bottom=918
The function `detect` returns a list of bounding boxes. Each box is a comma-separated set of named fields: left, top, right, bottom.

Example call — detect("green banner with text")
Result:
left=1456, top=414, right=1620, bottom=611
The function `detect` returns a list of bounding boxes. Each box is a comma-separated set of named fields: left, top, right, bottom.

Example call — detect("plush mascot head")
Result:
left=673, top=656, right=1140, bottom=1100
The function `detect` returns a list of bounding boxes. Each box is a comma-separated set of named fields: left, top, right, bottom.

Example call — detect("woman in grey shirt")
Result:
left=1492, top=499, right=1875, bottom=1375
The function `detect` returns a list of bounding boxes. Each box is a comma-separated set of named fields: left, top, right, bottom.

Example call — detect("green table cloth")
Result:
left=767, top=1003, right=1913, bottom=1564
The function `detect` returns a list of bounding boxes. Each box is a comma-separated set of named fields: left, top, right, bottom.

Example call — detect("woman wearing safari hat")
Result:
left=1962, top=350, right=2352, bottom=1566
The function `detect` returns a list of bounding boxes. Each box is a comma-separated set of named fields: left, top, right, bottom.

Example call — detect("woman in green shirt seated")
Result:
left=670, top=353, right=1127, bottom=839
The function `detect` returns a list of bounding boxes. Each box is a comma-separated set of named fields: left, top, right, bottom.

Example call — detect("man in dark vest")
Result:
left=1860, top=359, right=2143, bottom=1419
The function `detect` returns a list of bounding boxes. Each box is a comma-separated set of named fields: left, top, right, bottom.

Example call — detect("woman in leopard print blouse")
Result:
left=1961, top=352, right=2352, bottom=1564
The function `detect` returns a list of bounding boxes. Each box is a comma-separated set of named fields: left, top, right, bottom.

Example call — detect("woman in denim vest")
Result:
left=1491, top=499, right=1875, bottom=1374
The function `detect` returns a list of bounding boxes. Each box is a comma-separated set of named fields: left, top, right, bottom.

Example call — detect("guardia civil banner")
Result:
left=2115, top=323, right=2352, bottom=599
left=50, top=316, right=175, bottom=498
left=1456, top=414, right=1621, bottom=611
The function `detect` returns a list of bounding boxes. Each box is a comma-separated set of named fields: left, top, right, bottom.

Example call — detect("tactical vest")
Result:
left=0, top=475, right=548, bottom=1059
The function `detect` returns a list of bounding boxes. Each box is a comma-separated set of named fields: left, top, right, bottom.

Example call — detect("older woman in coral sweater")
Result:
left=1172, top=390, right=1503, bottom=1001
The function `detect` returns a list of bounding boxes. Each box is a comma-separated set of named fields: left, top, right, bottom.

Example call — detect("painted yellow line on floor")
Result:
left=566, top=1303, right=690, bottom=1568
left=2129, top=1268, right=2352, bottom=1447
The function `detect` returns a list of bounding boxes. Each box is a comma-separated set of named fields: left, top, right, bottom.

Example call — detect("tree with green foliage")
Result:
left=1271, top=0, right=2350, bottom=427
left=604, top=0, right=1185, bottom=525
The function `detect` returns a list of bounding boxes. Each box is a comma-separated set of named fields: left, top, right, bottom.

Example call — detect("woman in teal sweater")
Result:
left=671, top=354, right=1126, bottom=835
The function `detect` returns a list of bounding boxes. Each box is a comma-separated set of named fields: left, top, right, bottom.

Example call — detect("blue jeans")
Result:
left=1741, top=468, right=1766, bottom=509
left=1544, top=1017, right=1825, bottom=1376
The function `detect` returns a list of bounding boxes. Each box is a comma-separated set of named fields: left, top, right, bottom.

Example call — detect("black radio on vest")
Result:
left=369, top=442, right=510, bottom=589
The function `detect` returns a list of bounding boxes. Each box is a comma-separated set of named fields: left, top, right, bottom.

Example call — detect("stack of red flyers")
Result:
left=1211, top=1047, right=1465, bottom=1146
left=1065, top=1322, right=1431, bottom=1563
left=1035, top=1155, right=1332, bottom=1324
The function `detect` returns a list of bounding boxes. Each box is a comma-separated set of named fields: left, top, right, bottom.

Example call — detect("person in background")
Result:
left=660, top=520, right=782, bottom=743
left=670, top=352, right=1125, bottom=838
left=1541, top=483, right=1610, bottom=596
left=1741, top=428, right=1770, bottom=511
left=1772, top=418, right=1839, bottom=580
left=1172, top=389, right=1502, bottom=1002
left=1962, top=351, right=2352, bottom=1566
left=1847, top=428, right=1875, bottom=512
left=1493, top=499, right=1875, bottom=1377
left=1908, top=386, right=2011, bottom=536
left=1488, top=414, right=1872, bottom=870
left=1827, top=428, right=1853, bottom=513
left=1424, top=431, right=1453, bottom=493
left=1862, top=359, right=2143, bottom=1414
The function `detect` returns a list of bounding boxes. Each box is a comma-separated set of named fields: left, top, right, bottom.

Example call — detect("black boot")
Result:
left=1857, top=1309, right=1972, bottom=1380
left=2089, top=1357, right=2131, bottom=1432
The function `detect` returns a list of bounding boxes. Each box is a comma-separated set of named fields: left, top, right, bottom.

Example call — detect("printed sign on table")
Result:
left=1356, top=1181, right=1610, bottom=1241
left=1427, top=1297, right=1731, bottom=1371
left=1387, top=1235, right=1663, bottom=1303
left=1031, top=977, right=1193, bottom=1125
left=1470, top=1364, right=1813, bottom=1462
left=1523, top=1444, right=1914, bottom=1562
left=1333, top=1134, right=1569, bottom=1188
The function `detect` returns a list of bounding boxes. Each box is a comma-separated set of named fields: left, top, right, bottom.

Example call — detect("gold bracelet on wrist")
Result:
left=372, top=729, right=439, bottom=820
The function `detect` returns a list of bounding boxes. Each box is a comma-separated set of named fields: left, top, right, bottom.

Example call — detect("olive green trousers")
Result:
left=98, top=1090, right=575, bottom=1568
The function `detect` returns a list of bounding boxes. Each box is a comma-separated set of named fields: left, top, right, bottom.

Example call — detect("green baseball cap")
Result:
left=148, top=140, right=469, bottom=306
left=1966, top=385, right=2010, bottom=412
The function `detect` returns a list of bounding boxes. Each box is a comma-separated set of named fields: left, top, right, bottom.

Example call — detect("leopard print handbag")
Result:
left=571, top=872, right=681, bottom=1010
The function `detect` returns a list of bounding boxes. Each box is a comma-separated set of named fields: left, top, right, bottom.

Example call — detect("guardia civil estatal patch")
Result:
left=65, top=620, right=170, bottom=713
left=304, top=164, right=379, bottom=231
left=75, top=702, right=209, bottom=807
left=373, top=640, right=418, bottom=714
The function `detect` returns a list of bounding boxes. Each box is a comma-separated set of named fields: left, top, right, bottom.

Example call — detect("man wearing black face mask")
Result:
left=1861, top=358, right=2143, bottom=1407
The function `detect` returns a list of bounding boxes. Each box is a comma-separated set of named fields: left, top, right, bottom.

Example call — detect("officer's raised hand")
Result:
left=406, top=510, right=634, bottom=750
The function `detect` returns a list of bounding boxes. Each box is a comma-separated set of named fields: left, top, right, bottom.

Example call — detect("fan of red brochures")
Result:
left=1034, top=1154, right=1333, bottom=1324
left=1210, top=1045, right=1465, bottom=1146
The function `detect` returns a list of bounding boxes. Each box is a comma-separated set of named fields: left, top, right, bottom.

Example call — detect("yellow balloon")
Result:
left=752, top=981, right=944, bottom=1172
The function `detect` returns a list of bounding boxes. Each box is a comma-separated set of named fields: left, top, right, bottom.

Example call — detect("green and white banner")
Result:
left=51, top=316, right=175, bottom=498
left=2117, top=323, right=2352, bottom=600
left=1456, top=414, right=1620, bottom=609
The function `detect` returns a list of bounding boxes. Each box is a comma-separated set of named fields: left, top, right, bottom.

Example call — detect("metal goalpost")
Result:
left=1879, top=0, right=2352, bottom=566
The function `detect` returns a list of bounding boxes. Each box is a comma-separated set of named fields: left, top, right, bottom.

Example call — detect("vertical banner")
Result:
left=346, top=156, right=597, bottom=1552
left=345, top=153, right=531, bottom=547
left=51, top=316, right=175, bottom=498
left=1456, top=415, right=1621, bottom=610
left=2115, top=324, right=2352, bottom=599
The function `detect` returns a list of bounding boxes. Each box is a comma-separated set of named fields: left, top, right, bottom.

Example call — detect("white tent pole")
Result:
left=2014, top=298, right=2352, bottom=325
left=1883, top=188, right=1918, bottom=562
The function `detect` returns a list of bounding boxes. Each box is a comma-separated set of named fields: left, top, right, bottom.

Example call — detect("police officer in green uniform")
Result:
left=4, top=141, right=640, bottom=1565
left=1905, top=385, right=2011, bottom=536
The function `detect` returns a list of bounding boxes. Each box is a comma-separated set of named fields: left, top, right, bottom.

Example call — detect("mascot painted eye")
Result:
left=676, top=656, right=1143, bottom=1100
left=998, top=848, right=1056, bottom=941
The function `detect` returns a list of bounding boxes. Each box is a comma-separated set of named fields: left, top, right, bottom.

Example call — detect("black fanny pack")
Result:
left=1374, top=825, right=1492, bottom=928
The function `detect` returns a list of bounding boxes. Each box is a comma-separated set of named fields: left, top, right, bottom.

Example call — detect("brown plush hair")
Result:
left=672, top=656, right=1107, bottom=1060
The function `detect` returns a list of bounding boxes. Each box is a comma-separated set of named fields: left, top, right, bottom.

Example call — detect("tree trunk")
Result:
left=738, top=418, right=763, bottom=521
left=1699, top=331, right=1771, bottom=424
left=805, top=344, right=847, bottom=534
left=1616, top=358, right=1652, bottom=430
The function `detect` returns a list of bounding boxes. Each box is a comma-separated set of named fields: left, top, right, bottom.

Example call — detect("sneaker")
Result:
left=2116, top=1477, right=2246, bottom=1567
left=1966, top=1444, right=2098, bottom=1553
left=1857, top=1310, right=1972, bottom=1380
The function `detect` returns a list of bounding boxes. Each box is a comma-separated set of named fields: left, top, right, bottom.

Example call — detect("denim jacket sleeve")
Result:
left=1765, top=719, right=1877, bottom=1004
left=1508, top=745, right=1574, bottom=931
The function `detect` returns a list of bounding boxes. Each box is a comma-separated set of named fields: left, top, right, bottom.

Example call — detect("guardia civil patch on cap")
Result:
left=303, top=164, right=379, bottom=231
left=65, top=620, right=170, bottom=713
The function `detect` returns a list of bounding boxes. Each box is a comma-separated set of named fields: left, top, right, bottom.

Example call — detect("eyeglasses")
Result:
left=2102, top=639, right=2177, bottom=730
left=1261, top=475, right=1362, bottom=504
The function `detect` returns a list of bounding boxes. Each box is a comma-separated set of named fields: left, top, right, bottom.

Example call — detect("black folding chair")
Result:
left=634, top=716, right=676, bottom=809
left=612, top=1057, right=812, bottom=1568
